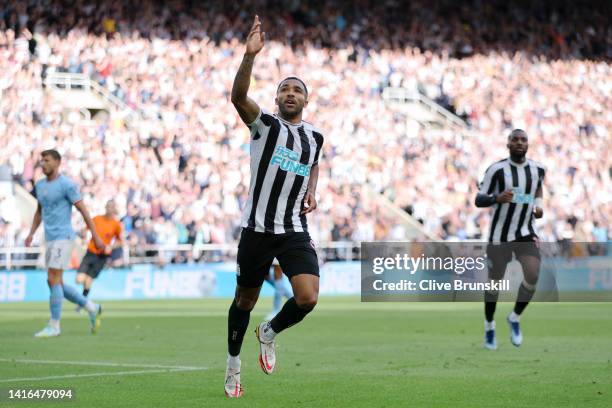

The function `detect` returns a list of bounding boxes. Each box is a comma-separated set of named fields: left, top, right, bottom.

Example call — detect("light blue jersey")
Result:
left=34, top=174, right=82, bottom=242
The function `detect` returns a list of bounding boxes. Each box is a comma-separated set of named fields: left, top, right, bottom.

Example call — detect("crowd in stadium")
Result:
left=1, top=0, right=609, bottom=256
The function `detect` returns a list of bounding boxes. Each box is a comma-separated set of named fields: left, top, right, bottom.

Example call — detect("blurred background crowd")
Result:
left=0, top=0, right=610, bottom=258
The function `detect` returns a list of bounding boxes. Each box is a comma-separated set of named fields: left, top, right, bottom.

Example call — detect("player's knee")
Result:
left=47, top=277, right=60, bottom=286
left=47, top=271, right=62, bottom=285
left=295, top=293, right=318, bottom=311
left=484, top=290, right=499, bottom=302
left=235, top=297, right=257, bottom=311
left=524, top=274, right=539, bottom=287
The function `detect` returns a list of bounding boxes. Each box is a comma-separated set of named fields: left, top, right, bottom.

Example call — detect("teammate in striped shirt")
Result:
left=475, top=129, right=545, bottom=350
left=224, top=15, right=324, bottom=397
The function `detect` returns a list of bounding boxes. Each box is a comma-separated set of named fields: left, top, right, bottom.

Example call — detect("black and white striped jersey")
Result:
left=241, top=108, right=324, bottom=234
left=479, top=158, right=546, bottom=243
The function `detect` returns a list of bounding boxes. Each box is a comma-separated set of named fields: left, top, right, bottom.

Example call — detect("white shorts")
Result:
left=45, top=240, right=74, bottom=270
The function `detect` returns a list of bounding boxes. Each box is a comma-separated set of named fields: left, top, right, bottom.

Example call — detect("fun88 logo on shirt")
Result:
left=270, top=146, right=310, bottom=177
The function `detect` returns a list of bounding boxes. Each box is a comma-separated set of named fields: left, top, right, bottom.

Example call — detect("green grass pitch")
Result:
left=1, top=298, right=611, bottom=407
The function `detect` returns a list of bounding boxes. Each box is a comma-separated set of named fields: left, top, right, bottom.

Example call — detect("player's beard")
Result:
left=278, top=103, right=302, bottom=121
left=510, top=147, right=527, bottom=162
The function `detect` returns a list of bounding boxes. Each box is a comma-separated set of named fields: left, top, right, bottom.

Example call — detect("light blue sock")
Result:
left=49, top=284, right=63, bottom=321
left=273, top=279, right=283, bottom=311
left=62, top=284, right=88, bottom=307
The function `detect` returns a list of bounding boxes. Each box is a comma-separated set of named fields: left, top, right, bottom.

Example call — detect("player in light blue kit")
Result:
left=25, top=149, right=106, bottom=338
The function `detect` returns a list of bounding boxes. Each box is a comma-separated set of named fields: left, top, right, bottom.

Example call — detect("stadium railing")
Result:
left=382, top=86, right=467, bottom=130
left=0, top=241, right=361, bottom=270
left=44, top=71, right=141, bottom=126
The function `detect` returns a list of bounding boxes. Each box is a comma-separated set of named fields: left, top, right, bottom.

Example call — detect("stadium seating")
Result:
left=0, top=0, right=609, bottom=256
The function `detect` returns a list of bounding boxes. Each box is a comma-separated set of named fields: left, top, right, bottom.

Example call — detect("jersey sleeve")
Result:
left=64, top=177, right=82, bottom=204
left=246, top=107, right=274, bottom=142
left=478, top=165, right=500, bottom=195
left=312, top=129, right=324, bottom=166
left=536, top=164, right=546, bottom=193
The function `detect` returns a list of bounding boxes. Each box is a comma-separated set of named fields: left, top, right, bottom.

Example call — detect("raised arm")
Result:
left=74, top=200, right=105, bottom=250
left=231, top=15, right=265, bottom=125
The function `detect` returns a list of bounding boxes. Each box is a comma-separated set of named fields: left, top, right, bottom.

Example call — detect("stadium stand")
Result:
left=0, top=0, right=609, bottom=264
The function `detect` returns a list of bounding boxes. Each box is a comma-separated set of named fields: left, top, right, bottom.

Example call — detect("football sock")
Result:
left=514, top=280, right=536, bottom=315
left=270, top=297, right=312, bottom=334
left=227, top=299, right=250, bottom=356
left=49, top=283, right=63, bottom=321
left=273, top=278, right=284, bottom=311
left=484, top=290, right=499, bottom=322
left=62, top=284, right=88, bottom=307
left=508, top=311, right=520, bottom=322
left=227, top=354, right=241, bottom=370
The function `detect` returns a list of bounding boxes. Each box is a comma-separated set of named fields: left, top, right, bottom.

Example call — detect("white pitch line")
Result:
left=0, top=358, right=205, bottom=370
left=0, top=367, right=206, bottom=383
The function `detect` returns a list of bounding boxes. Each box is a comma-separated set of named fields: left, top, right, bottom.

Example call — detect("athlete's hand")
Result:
left=301, top=191, right=317, bottom=215
left=93, top=236, right=105, bottom=251
left=496, top=189, right=513, bottom=204
left=245, top=15, right=265, bottom=55
left=533, top=207, right=543, bottom=218
left=24, top=234, right=33, bottom=247
left=103, top=245, right=112, bottom=256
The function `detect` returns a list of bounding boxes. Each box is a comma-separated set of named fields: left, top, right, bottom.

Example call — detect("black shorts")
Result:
left=236, top=228, right=319, bottom=288
left=486, top=234, right=541, bottom=279
left=77, top=250, right=108, bottom=279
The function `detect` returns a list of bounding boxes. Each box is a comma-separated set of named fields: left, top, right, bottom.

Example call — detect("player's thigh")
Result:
left=516, top=254, right=541, bottom=284
left=86, top=254, right=107, bottom=280
left=277, top=235, right=319, bottom=305
left=277, top=244, right=319, bottom=282
left=236, top=228, right=275, bottom=290
left=77, top=251, right=96, bottom=274
left=273, top=263, right=282, bottom=280
left=46, top=240, right=74, bottom=271
left=289, top=274, right=319, bottom=307
left=486, top=243, right=512, bottom=280
left=515, top=240, right=541, bottom=284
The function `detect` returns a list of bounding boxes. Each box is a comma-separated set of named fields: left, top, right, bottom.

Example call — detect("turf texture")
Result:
left=1, top=298, right=610, bottom=407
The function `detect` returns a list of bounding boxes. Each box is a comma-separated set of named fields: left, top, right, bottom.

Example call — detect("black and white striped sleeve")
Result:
left=246, top=108, right=274, bottom=142
left=478, top=164, right=502, bottom=195
left=311, top=129, right=324, bottom=165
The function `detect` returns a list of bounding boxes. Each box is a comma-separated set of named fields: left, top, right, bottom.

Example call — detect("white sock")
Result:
left=49, top=319, right=60, bottom=330
left=227, top=354, right=241, bottom=370
left=260, top=322, right=276, bottom=342
left=85, top=300, right=97, bottom=313
left=508, top=311, right=521, bottom=322
left=484, top=320, right=495, bottom=331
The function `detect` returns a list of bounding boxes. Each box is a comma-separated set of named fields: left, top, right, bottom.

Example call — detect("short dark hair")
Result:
left=41, top=149, right=61, bottom=161
left=508, top=129, right=527, bottom=140
left=277, top=77, right=308, bottom=97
